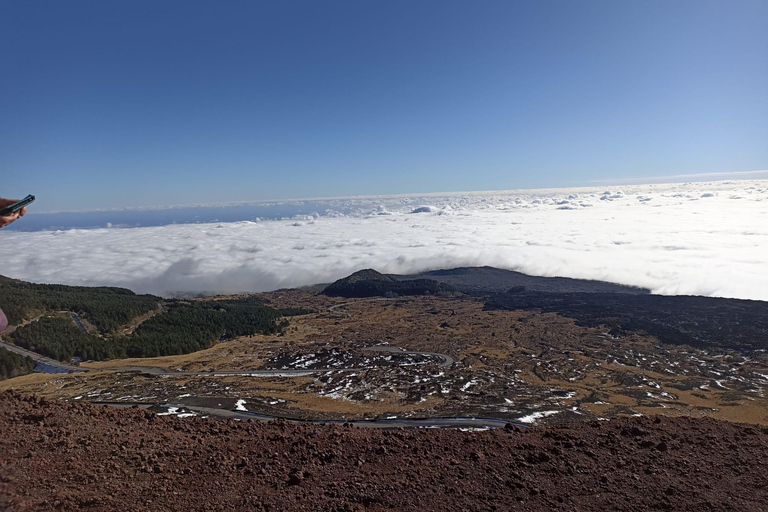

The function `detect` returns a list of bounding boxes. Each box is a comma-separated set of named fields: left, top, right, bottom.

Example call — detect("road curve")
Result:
left=71, top=313, right=89, bottom=334
left=3, top=297, right=454, bottom=377
left=329, top=297, right=456, bottom=368
left=0, top=339, right=89, bottom=373
left=327, top=297, right=399, bottom=318
left=361, top=345, right=454, bottom=368
left=93, top=400, right=527, bottom=429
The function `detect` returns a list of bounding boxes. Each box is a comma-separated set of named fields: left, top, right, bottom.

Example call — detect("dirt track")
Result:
left=1, top=390, right=767, bottom=511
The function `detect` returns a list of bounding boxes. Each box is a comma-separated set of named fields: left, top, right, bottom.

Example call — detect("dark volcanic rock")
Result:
left=485, top=290, right=768, bottom=351
left=402, top=266, right=650, bottom=294
left=322, top=269, right=455, bottom=298
left=1, top=390, right=767, bottom=511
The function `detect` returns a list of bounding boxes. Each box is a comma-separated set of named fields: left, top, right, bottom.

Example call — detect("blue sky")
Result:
left=1, top=0, right=766, bottom=211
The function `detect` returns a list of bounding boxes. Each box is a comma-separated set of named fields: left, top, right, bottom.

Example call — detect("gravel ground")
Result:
left=1, top=390, right=767, bottom=511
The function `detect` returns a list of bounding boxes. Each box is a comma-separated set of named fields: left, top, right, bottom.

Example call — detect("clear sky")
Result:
left=2, top=0, right=767, bottom=211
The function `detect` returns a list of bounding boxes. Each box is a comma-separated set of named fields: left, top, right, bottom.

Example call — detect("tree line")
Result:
left=7, top=297, right=312, bottom=362
left=0, top=347, right=36, bottom=380
left=0, top=280, right=159, bottom=332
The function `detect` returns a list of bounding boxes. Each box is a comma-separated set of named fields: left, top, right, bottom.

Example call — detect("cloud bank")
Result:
left=1, top=180, right=767, bottom=300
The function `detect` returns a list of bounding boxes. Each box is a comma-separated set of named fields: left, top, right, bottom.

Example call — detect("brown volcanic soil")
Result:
left=2, top=391, right=767, bottom=512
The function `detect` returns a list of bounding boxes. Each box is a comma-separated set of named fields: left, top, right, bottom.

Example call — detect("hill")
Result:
left=0, top=348, right=35, bottom=380
left=0, top=279, right=160, bottom=331
left=322, top=269, right=456, bottom=298
left=485, top=290, right=768, bottom=351
left=399, top=266, right=650, bottom=294
left=2, top=391, right=767, bottom=511
left=0, top=277, right=310, bottom=364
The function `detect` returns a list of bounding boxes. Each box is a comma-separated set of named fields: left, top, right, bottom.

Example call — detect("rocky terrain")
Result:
left=4, top=290, right=767, bottom=426
left=486, top=290, right=768, bottom=352
left=2, top=390, right=767, bottom=511
left=401, top=266, right=650, bottom=294
left=2, top=268, right=768, bottom=510
left=322, top=269, right=455, bottom=298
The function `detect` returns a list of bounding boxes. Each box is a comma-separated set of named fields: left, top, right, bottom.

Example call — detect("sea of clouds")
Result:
left=1, top=180, right=766, bottom=300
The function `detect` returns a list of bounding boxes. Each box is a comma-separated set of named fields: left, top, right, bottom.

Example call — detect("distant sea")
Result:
left=3, top=180, right=767, bottom=300
left=3, top=201, right=362, bottom=232
left=4, top=193, right=469, bottom=232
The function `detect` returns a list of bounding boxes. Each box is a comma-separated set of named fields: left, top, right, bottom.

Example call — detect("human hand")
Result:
left=0, top=198, right=27, bottom=228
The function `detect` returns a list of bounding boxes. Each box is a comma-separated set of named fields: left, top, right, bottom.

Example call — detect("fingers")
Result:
left=0, top=212, right=20, bottom=228
left=0, top=200, right=27, bottom=227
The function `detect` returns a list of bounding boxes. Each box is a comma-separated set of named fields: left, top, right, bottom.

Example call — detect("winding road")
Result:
left=0, top=339, right=88, bottom=373
left=6, top=298, right=453, bottom=376
left=113, top=298, right=455, bottom=376
left=94, top=400, right=524, bottom=429
left=361, top=344, right=454, bottom=368
left=5, top=298, right=503, bottom=428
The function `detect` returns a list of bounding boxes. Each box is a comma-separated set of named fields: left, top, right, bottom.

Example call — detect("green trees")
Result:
left=10, top=317, right=120, bottom=361
left=122, top=298, right=311, bottom=358
left=5, top=293, right=312, bottom=362
left=0, top=347, right=35, bottom=380
left=0, top=281, right=159, bottom=331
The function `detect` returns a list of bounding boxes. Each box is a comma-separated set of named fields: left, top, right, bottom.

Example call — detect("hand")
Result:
left=0, top=198, right=27, bottom=228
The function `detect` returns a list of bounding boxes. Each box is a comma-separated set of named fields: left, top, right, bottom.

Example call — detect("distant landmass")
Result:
left=485, top=290, right=768, bottom=352
left=399, top=266, right=650, bottom=295
left=319, top=266, right=648, bottom=298
left=321, top=267, right=766, bottom=352
left=322, top=269, right=456, bottom=298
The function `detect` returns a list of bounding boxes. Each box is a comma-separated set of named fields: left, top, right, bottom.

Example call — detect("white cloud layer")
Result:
left=1, top=180, right=767, bottom=300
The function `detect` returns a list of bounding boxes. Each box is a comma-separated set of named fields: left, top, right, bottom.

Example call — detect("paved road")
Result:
left=5, top=297, right=453, bottom=377
left=328, top=303, right=353, bottom=318
left=94, top=400, right=525, bottom=429
left=0, top=311, right=89, bottom=374
left=328, top=297, right=399, bottom=318
left=0, top=339, right=88, bottom=373
left=329, top=298, right=456, bottom=367
left=71, top=313, right=88, bottom=334
left=361, top=345, right=454, bottom=368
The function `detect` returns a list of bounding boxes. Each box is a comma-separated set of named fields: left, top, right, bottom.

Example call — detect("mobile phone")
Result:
left=0, top=195, right=35, bottom=216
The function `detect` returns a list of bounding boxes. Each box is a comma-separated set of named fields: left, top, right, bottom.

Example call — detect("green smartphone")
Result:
left=0, top=195, right=35, bottom=216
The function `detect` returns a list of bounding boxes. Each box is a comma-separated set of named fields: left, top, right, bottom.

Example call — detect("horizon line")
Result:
left=28, top=169, right=768, bottom=215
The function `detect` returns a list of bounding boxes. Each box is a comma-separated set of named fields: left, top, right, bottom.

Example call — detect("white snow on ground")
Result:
left=157, top=407, right=199, bottom=418
left=209, top=372, right=314, bottom=377
left=234, top=399, right=248, bottom=411
left=321, top=379, right=354, bottom=400
left=517, top=410, right=561, bottom=423
left=2, top=180, right=767, bottom=300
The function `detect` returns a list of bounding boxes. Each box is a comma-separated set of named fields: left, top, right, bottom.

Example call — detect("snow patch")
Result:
left=517, top=410, right=561, bottom=424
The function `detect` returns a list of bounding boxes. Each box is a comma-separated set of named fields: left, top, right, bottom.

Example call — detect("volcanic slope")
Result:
left=1, top=391, right=767, bottom=512
left=6, top=290, right=767, bottom=427
left=398, top=266, right=650, bottom=294
left=322, top=268, right=455, bottom=298
left=3, top=268, right=767, bottom=426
